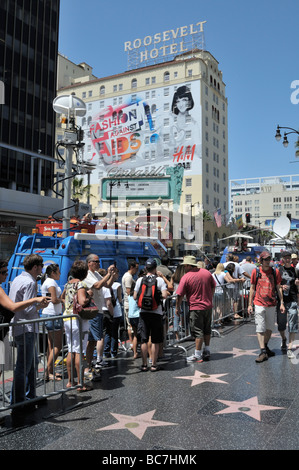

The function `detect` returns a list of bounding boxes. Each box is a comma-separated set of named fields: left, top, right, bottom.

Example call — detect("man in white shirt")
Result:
left=9, top=254, right=48, bottom=407
left=84, top=254, right=115, bottom=375
left=134, top=259, right=168, bottom=372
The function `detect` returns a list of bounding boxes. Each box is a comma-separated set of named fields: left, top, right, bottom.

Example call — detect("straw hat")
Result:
left=181, top=255, right=198, bottom=266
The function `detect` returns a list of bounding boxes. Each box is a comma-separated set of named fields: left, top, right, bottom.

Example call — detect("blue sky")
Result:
left=58, top=0, right=299, bottom=181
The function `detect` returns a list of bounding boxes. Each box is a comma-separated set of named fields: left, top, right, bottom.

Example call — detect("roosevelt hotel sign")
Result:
left=124, top=21, right=206, bottom=70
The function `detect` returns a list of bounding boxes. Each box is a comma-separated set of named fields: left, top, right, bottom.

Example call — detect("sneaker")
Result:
left=255, top=351, right=268, bottom=363
left=187, top=354, right=202, bottom=363
left=202, top=349, right=210, bottom=361
left=287, top=349, right=295, bottom=359
left=266, top=346, right=275, bottom=357
left=94, top=359, right=108, bottom=370
left=281, top=338, right=287, bottom=352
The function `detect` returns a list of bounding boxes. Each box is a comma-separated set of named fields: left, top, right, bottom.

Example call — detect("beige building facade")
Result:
left=56, top=49, right=228, bottom=220
left=230, top=175, right=299, bottom=233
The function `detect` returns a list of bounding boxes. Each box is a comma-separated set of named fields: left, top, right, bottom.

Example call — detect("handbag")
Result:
left=72, top=283, right=99, bottom=320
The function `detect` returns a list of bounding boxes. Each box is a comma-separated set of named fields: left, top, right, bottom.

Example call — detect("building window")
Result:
left=185, top=178, right=192, bottom=187
left=100, top=85, right=105, bottom=95
left=131, top=78, right=137, bottom=89
left=164, top=71, right=170, bottom=81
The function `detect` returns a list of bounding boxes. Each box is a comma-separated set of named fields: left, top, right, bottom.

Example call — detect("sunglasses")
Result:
left=263, top=257, right=271, bottom=261
left=0, top=270, right=8, bottom=275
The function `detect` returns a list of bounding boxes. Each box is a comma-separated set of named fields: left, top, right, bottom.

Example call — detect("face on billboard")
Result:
left=79, top=81, right=202, bottom=176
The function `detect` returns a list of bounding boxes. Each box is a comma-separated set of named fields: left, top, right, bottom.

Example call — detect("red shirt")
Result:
left=251, top=266, right=281, bottom=307
left=176, top=268, right=216, bottom=311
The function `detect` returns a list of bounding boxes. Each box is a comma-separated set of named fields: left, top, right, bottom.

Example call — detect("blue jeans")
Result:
left=104, top=317, right=121, bottom=355
left=11, top=332, right=38, bottom=404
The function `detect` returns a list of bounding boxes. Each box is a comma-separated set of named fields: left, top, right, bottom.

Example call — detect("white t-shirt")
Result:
left=212, top=272, right=227, bottom=294
left=84, top=270, right=105, bottom=312
left=134, top=275, right=167, bottom=315
left=102, top=283, right=123, bottom=318
left=122, top=271, right=133, bottom=309
left=41, top=278, right=62, bottom=315
left=112, top=281, right=123, bottom=318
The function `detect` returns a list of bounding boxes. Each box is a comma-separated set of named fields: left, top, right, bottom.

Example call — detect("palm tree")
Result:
left=72, top=177, right=95, bottom=202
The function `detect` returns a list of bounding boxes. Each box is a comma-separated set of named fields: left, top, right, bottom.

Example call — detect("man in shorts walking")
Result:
left=175, top=256, right=216, bottom=362
left=248, top=251, right=285, bottom=363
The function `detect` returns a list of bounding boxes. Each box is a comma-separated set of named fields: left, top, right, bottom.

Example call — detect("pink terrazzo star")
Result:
left=215, top=396, right=285, bottom=421
left=218, top=347, right=259, bottom=358
left=96, top=410, right=178, bottom=439
left=174, top=371, right=229, bottom=387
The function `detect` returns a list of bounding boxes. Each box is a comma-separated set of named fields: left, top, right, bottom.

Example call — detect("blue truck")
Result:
left=3, top=228, right=164, bottom=295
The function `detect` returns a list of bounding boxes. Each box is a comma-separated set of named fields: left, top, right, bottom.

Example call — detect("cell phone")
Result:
left=46, top=293, right=51, bottom=298
left=113, top=261, right=117, bottom=267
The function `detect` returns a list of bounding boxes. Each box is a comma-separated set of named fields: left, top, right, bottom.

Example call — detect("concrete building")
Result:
left=230, top=174, right=299, bottom=232
left=0, top=0, right=62, bottom=257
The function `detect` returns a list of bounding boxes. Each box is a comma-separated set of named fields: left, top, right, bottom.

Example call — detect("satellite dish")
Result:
left=273, top=216, right=291, bottom=238
left=53, top=94, right=87, bottom=117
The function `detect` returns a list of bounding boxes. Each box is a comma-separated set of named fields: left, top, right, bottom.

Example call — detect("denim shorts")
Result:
left=88, top=312, right=103, bottom=341
left=277, top=301, right=298, bottom=333
left=41, top=314, right=63, bottom=331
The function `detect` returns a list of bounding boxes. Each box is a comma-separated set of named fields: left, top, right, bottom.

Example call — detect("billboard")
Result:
left=78, top=80, right=202, bottom=182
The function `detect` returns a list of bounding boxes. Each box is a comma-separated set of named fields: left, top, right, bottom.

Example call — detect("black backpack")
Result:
left=137, top=275, right=161, bottom=311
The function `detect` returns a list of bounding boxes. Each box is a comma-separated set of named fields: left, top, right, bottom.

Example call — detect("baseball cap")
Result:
left=259, top=251, right=271, bottom=260
left=291, top=253, right=298, bottom=259
left=281, top=251, right=291, bottom=257
left=145, top=258, right=157, bottom=269
left=181, top=255, right=198, bottom=266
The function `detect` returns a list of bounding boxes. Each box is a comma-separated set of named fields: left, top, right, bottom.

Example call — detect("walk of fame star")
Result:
left=96, top=410, right=178, bottom=439
left=214, top=396, right=285, bottom=421
left=174, top=371, right=229, bottom=386
left=218, top=347, right=259, bottom=358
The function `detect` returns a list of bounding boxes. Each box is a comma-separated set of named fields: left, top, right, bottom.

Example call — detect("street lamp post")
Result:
left=275, top=125, right=299, bottom=152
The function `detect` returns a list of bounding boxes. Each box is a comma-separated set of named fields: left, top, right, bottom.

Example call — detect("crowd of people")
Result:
left=0, top=248, right=298, bottom=414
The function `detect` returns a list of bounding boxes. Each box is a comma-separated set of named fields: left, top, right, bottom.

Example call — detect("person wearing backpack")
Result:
left=248, top=251, right=285, bottom=363
left=276, top=251, right=299, bottom=359
left=133, top=258, right=168, bottom=372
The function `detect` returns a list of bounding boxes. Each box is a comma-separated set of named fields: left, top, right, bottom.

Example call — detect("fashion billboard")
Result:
left=79, top=80, right=202, bottom=179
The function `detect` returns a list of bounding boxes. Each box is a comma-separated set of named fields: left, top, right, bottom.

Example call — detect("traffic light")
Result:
left=245, top=213, right=251, bottom=223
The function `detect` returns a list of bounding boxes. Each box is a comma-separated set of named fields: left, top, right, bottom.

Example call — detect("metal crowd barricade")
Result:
left=165, top=283, right=249, bottom=349
left=164, top=296, right=192, bottom=354
left=0, top=314, right=87, bottom=417
left=212, top=282, right=249, bottom=330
